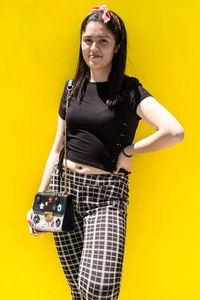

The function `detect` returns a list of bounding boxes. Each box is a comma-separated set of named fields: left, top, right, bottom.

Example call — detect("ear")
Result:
left=114, top=44, right=120, bottom=53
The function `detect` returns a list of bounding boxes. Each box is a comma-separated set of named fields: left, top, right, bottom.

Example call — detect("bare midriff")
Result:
left=63, top=158, right=113, bottom=174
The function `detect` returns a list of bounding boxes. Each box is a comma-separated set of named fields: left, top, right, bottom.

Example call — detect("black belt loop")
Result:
left=119, top=168, right=131, bottom=175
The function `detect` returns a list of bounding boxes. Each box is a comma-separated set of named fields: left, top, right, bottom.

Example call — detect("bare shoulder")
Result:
left=136, top=96, right=184, bottom=134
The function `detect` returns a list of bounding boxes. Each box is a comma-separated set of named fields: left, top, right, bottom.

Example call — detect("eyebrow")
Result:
left=82, top=35, right=111, bottom=39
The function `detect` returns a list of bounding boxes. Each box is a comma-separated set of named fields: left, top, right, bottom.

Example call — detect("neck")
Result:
left=89, top=66, right=111, bottom=82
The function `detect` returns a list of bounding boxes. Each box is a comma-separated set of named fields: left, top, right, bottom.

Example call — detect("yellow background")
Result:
left=0, top=0, right=199, bottom=299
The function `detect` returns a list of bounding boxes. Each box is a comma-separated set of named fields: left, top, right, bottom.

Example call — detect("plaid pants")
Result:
left=48, top=161, right=130, bottom=300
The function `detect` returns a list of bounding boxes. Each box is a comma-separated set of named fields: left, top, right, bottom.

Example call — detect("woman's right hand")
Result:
left=27, top=208, right=46, bottom=236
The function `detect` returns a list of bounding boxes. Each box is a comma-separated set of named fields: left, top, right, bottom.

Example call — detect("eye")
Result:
left=84, top=38, right=91, bottom=42
left=100, top=39, right=108, bottom=43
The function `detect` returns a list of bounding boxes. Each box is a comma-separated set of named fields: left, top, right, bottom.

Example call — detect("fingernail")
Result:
left=33, top=229, right=38, bottom=235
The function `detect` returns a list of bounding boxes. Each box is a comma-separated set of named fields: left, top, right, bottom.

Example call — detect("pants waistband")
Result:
left=54, top=161, right=129, bottom=186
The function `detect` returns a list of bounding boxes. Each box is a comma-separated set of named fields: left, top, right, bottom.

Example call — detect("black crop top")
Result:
left=58, top=74, right=152, bottom=172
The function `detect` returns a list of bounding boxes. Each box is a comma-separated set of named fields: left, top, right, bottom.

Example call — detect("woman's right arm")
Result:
left=38, top=115, right=66, bottom=192
left=27, top=115, right=65, bottom=235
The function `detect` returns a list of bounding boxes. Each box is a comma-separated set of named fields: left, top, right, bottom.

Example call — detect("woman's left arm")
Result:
left=113, top=96, right=185, bottom=174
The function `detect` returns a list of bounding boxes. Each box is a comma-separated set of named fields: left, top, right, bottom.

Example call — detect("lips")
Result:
left=90, top=54, right=102, bottom=58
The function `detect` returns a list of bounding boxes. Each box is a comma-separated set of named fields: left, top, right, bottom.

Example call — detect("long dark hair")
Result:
left=72, top=9, right=127, bottom=107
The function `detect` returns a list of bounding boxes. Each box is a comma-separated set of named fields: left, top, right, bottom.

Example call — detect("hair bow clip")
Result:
left=87, top=4, right=121, bottom=31
left=88, top=5, right=111, bottom=23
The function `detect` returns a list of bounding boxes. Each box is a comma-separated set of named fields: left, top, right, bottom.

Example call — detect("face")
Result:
left=81, top=21, right=120, bottom=73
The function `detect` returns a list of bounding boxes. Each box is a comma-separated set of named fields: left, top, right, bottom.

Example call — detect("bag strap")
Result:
left=64, top=79, right=73, bottom=194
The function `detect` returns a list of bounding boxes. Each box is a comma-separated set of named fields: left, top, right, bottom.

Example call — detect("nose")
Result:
left=90, top=41, right=99, bottom=51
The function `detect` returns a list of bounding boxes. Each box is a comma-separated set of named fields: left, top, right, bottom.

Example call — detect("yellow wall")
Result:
left=0, top=0, right=199, bottom=299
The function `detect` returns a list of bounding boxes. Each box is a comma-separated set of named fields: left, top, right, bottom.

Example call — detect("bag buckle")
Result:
left=44, top=212, right=53, bottom=222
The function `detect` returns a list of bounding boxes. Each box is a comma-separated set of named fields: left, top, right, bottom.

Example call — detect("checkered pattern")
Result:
left=48, top=161, right=130, bottom=300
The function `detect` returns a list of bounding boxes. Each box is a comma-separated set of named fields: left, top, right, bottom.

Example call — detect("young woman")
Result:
left=27, top=5, right=184, bottom=300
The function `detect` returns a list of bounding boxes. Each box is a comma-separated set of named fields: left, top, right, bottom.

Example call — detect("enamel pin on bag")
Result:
left=30, top=79, right=75, bottom=232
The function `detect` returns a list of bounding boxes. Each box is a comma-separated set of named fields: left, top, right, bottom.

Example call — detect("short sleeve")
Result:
left=58, top=81, right=69, bottom=120
left=133, top=83, right=153, bottom=120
